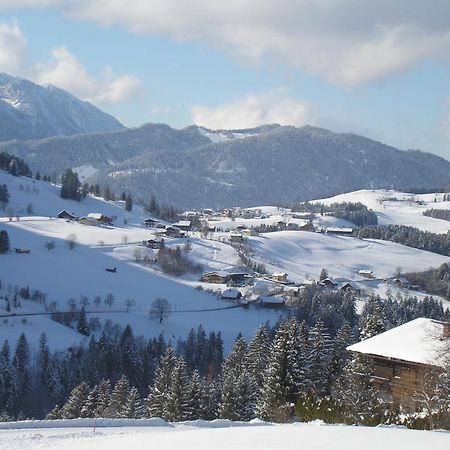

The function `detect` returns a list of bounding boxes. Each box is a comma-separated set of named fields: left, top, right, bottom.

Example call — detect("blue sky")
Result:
left=0, top=1, right=450, bottom=160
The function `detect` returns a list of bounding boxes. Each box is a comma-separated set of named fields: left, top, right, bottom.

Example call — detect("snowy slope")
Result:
left=0, top=173, right=281, bottom=352
left=315, top=189, right=450, bottom=234
left=0, top=420, right=448, bottom=450
left=247, top=231, right=448, bottom=282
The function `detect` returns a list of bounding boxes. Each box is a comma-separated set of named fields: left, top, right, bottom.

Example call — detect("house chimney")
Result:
left=443, top=322, right=450, bottom=338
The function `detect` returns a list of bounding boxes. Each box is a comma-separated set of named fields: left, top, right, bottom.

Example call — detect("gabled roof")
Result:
left=347, top=318, right=449, bottom=367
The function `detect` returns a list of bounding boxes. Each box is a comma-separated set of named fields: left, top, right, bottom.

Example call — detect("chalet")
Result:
left=272, top=272, right=288, bottom=283
left=347, top=318, right=449, bottom=410
left=235, top=224, right=248, bottom=232
left=165, top=226, right=182, bottom=238
left=339, top=282, right=357, bottom=292
left=392, top=276, right=410, bottom=288
left=143, top=238, right=164, bottom=249
left=143, top=218, right=159, bottom=228
left=258, top=295, right=286, bottom=308
left=201, top=271, right=229, bottom=284
left=325, top=227, right=353, bottom=236
left=58, top=210, right=76, bottom=220
left=299, top=222, right=315, bottom=232
left=220, top=288, right=243, bottom=301
left=79, top=213, right=112, bottom=226
left=358, top=269, right=375, bottom=279
left=320, top=278, right=337, bottom=288
left=172, top=220, right=192, bottom=232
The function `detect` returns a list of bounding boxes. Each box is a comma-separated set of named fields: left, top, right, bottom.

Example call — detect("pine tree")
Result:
left=307, top=320, right=333, bottom=396
left=121, top=386, right=143, bottom=418
left=331, top=356, right=381, bottom=426
left=125, top=194, right=133, bottom=212
left=329, top=322, right=352, bottom=381
left=146, top=347, right=176, bottom=419
left=10, top=333, right=31, bottom=415
left=0, top=340, right=11, bottom=415
left=60, top=169, right=81, bottom=201
left=76, top=307, right=90, bottom=336
left=199, top=379, right=220, bottom=420
left=60, top=382, right=90, bottom=419
left=245, top=324, right=270, bottom=389
left=0, top=184, right=9, bottom=209
left=0, top=230, right=10, bottom=253
left=256, top=324, right=291, bottom=422
left=120, top=325, right=143, bottom=388
left=186, top=370, right=202, bottom=420
left=105, top=376, right=130, bottom=418
left=166, top=357, right=190, bottom=421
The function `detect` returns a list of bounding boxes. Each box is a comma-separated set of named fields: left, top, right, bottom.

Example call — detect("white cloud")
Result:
left=0, top=20, right=28, bottom=75
left=189, top=91, right=315, bottom=129
left=0, top=19, right=140, bottom=105
left=35, top=46, right=140, bottom=104
left=33, top=0, right=450, bottom=87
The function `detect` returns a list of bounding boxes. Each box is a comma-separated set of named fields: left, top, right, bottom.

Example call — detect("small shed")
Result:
left=258, top=295, right=286, bottom=308
left=220, top=289, right=243, bottom=301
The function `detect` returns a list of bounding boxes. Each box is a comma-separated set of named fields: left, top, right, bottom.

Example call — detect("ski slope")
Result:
left=0, top=419, right=448, bottom=450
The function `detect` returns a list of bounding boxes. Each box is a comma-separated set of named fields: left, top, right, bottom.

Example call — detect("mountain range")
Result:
left=0, top=73, right=123, bottom=140
left=1, top=73, right=449, bottom=208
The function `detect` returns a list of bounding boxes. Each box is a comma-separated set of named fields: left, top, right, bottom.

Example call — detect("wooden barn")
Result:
left=79, top=213, right=112, bottom=226
left=58, top=210, right=76, bottom=220
left=201, top=271, right=229, bottom=284
left=347, top=318, right=449, bottom=410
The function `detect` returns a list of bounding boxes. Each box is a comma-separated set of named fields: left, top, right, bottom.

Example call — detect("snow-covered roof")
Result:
left=259, top=295, right=285, bottom=304
left=347, top=318, right=449, bottom=367
left=87, top=213, right=103, bottom=220
left=173, top=220, right=191, bottom=227
left=326, top=227, right=353, bottom=233
left=272, top=272, right=288, bottom=277
left=358, top=269, right=373, bottom=275
left=221, top=288, right=242, bottom=299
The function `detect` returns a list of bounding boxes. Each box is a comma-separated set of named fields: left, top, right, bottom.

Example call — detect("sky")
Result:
left=0, top=1, right=450, bottom=160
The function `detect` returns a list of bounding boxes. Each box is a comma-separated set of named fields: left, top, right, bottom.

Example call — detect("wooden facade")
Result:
left=370, top=355, right=429, bottom=410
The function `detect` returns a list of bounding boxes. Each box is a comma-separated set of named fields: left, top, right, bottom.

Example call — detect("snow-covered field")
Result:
left=316, top=189, right=450, bottom=234
left=247, top=231, right=448, bottom=282
left=0, top=420, right=448, bottom=450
